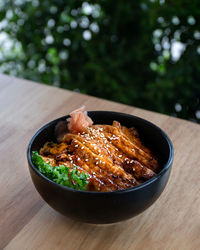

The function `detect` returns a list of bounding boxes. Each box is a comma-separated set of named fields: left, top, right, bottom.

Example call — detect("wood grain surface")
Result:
left=0, top=74, right=200, bottom=250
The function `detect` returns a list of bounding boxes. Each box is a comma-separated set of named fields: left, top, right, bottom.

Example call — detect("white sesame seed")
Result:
left=85, top=159, right=88, bottom=161
left=75, top=145, right=78, bottom=148
left=119, top=155, right=122, bottom=158
left=96, top=162, right=98, bottom=165
left=81, top=146, right=84, bottom=149
left=77, top=157, right=80, bottom=161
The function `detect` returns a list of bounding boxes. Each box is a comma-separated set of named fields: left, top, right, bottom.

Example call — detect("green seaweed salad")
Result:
left=32, top=151, right=89, bottom=190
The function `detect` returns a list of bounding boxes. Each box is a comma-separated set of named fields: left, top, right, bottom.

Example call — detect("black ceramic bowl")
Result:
left=27, top=111, right=173, bottom=224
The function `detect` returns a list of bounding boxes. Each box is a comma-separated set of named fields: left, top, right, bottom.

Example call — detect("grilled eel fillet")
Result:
left=40, top=121, right=159, bottom=191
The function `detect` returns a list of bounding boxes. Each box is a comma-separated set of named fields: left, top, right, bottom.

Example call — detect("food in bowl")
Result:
left=28, top=110, right=173, bottom=223
left=32, top=106, right=159, bottom=192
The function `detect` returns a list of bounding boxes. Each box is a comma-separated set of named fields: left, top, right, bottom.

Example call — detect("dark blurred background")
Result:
left=0, top=0, right=200, bottom=122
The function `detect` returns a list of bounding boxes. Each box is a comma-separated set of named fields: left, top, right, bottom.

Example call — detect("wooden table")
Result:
left=0, top=74, right=200, bottom=250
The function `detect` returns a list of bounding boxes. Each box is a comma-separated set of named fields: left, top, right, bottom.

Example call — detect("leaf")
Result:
left=32, top=151, right=89, bottom=190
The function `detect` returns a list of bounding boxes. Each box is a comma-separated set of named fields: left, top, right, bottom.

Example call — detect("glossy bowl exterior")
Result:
left=27, top=111, right=173, bottom=224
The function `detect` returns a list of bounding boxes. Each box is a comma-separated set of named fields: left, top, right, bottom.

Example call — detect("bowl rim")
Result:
left=27, top=110, right=174, bottom=195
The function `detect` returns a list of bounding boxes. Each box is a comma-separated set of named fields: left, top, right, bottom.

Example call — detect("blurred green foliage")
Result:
left=0, top=0, right=200, bottom=122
